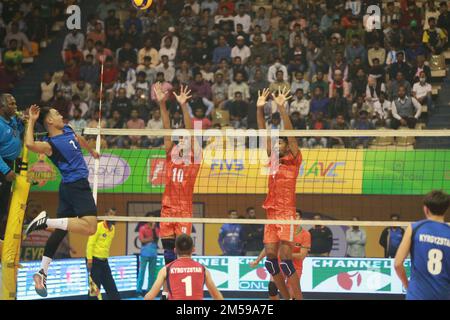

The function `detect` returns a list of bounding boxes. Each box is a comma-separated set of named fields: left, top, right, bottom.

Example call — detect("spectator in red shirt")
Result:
left=64, top=44, right=84, bottom=65
left=192, top=105, right=212, bottom=130
left=95, top=41, right=113, bottom=64
left=126, top=109, right=146, bottom=147
left=102, top=56, right=119, bottom=90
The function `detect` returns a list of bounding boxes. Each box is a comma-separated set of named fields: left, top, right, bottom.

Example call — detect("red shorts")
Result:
left=264, top=209, right=296, bottom=244
left=159, top=208, right=192, bottom=238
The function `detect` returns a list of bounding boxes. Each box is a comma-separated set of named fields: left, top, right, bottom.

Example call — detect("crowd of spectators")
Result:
left=5, top=0, right=450, bottom=149
left=0, top=0, right=67, bottom=93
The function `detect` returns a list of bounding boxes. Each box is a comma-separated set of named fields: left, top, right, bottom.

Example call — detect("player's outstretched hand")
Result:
left=248, top=260, right=259, bottom=268
left=174, top=85, right=192, bottom=106
left=29, top=105, right=40, bottom=122
left=273, top=87, right=292, bottom=108
left=153, top=82, right=168, bottom=103
left=256, top=88, right=271, bottom=109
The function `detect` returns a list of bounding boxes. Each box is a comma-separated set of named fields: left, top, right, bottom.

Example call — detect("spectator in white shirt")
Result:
left=267, top=57, right=288, bottom=83
left=390, top=86, right=422, bottom=129
left=291, top=71, right=310, bottom=96
left=201, top=0, right=218, bottom=15
left=234, top=4, right=251, bottom=33
left=159, top=37, right=177, bottom=66
left=289, top=88, right=310, bottom=118
left=62, top=29, right=85, bottom=51
left=155, top=55, right=176, bottom=82
left=412, top=72, right=433, bottom=112
left=373, top=92, right=392, bottom=128
left=146, top=109, right=164, bottom=147
left=231, top=36, right=251, bottom=64
left=160, top=27, right=179, bottom=51
left=228, top=71, right=250, bottom=101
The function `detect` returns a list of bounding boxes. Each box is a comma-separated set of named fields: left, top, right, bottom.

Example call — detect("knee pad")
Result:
left=268, top=281, right=278, bottom=297
left=161, top=238, right=176, bottom=265
left=264, top=258, right=280, bottom=276
left=280, top=260, right=296, bottom=278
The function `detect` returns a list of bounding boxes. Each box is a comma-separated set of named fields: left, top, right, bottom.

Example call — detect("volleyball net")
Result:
left=14, top=128, right=450, bottom=299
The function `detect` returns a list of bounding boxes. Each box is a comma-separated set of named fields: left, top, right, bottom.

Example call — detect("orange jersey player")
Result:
left=256, top=87, right=303, bottom=300
left=153, top=83, right=201, bottom=275
left=250, top=210, right=311, bottom=300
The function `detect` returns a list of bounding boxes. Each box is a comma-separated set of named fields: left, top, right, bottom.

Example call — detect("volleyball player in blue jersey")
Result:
left=395, top=190, right=450, bottom=300
left=24, top=105, right=100, bottom=297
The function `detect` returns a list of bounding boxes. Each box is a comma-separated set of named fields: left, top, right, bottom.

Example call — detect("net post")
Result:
left=92, top=59, right=105, bottom=204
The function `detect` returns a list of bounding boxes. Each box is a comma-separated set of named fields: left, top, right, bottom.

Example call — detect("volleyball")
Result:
left=131, top=0, right=153, bottom=10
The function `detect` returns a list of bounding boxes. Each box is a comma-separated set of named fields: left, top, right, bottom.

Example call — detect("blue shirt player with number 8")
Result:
left=395, top=190, right=450, bottom=300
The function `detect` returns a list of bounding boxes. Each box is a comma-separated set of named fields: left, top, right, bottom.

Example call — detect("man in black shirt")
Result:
left=437, top=2, right=450, bottom=45
left=308, top=215, right=334, bottom=257
left=242, top=207, right=264, bottom=256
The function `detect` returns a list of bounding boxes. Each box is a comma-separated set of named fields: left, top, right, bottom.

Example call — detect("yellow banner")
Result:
left=195, top=149, right=363, bottom=194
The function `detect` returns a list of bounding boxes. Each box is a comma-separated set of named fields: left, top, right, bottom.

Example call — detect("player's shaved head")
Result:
left=175, top=234, right=194, bottom=256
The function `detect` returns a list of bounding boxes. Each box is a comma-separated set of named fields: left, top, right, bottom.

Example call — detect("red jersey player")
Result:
left=250, top=210, right=311, bottom=300
left=153, top=83, right=202, bottom=298
left=256, top=87, right=303, bottom=300
left=144, top=234, right=223, bottom=300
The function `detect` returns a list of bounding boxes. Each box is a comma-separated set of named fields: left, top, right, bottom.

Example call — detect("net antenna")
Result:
left=92, top=56, right=105, bottom=204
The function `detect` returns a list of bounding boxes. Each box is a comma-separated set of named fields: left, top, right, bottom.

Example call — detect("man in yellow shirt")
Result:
left=86, top=208, right=120, bottom=300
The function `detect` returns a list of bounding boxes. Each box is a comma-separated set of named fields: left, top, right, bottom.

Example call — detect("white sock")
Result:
left=46, top=218, right=69, bottom=230
left=41, top=256, right=52, bottom=274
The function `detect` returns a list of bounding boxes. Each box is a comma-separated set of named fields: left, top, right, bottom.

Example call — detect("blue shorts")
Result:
left=57, top=178, right=97, bottom=218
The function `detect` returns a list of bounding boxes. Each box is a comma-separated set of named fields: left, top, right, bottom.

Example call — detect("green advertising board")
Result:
left=362, top=150, right=450, bottom=195
left=28, top=149, right=450, bottom=195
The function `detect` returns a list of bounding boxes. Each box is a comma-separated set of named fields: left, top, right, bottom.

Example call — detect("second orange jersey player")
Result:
left=256, top=87, right=303, bottom=300
left=153, top=83, right=201, bottom=269
left=250, top=210, right=311, bottom=300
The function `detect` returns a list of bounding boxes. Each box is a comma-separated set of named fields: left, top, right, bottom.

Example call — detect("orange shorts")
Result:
left=159, top=208, right=192, bottom=238
left=263, top=209, right=296, bottom=244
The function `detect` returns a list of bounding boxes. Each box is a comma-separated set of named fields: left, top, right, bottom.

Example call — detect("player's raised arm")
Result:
left=25, top=105, right=52, bottom=155
left=274, top=87, right=299, bottom=156
left=204, top=268, right=224, bottom=300
left=174, top=85, right=193, bottom=130
left=173, top=85, right=201, bottom=157
left=144, top=267, right=167, bottom=300
left=394, top=224, right=412, bottom=289
left=153, top=82, right=173, bottom=153
left=256, top=88, right=272, bottom=156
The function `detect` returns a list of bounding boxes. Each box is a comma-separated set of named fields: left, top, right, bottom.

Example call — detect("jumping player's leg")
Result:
left=279, top=241, right=302, bottom=300
left=26, top=180, right=98, bottom=236
left=264, top=242, right=290, bottom=300
left=268, top=278, right=280, bottom=300
left=30, top=179, right=98, bottom=297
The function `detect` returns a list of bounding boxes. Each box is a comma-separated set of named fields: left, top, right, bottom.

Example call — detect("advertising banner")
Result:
left=28, top=149, right=449, bottom=195
left=16, top=256, right=410, bottom=299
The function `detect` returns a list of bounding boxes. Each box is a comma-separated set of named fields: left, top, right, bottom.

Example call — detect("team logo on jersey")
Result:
left=238, top=258, right=269, bottom=291
left=311, top=259, right=392, bottom=292
left=28, top=154, right=57, bottom=187
left=148, top=158, right=166, bottom=186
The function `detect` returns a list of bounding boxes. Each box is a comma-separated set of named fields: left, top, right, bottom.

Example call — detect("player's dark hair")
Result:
left=296, top=210, right=303, bottom=218
left=246, top=207, right=255, bottom=213
left=37, top=107, right=52, bottom=127
left=175, top=234, right=194, bottom=255
left=424, top=190, right=450, bottom=216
